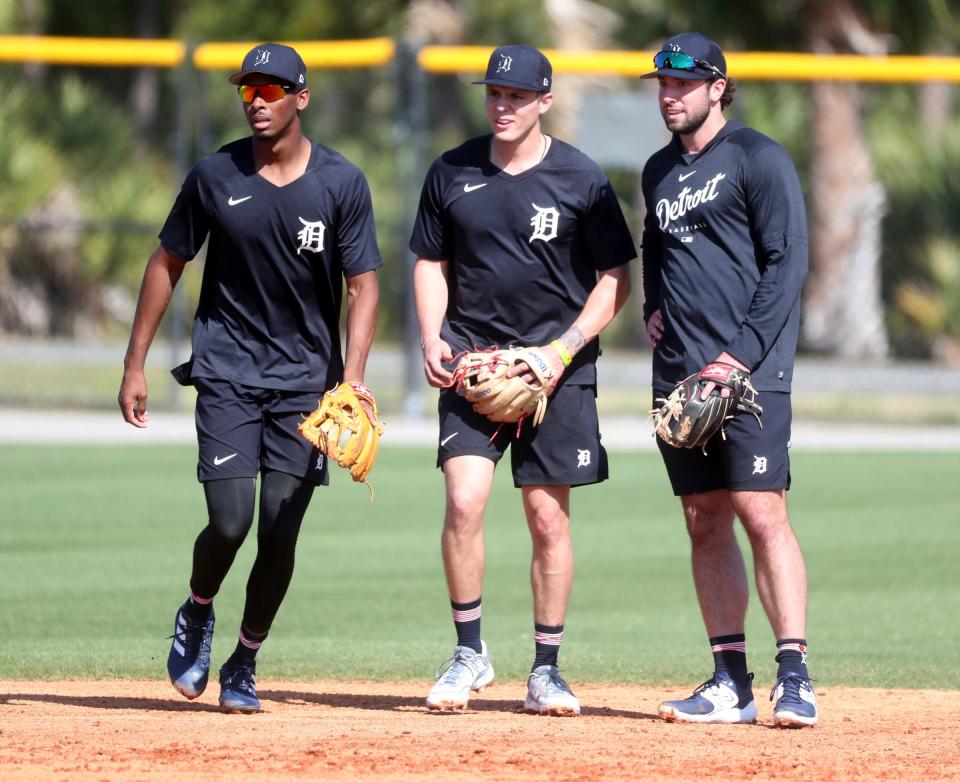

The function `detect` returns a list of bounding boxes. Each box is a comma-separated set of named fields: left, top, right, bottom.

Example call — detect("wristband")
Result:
left=550, top=339, right=573, bottom=368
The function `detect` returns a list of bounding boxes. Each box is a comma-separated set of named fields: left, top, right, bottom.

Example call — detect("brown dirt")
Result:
left=1, top=679, right=956, bottom=781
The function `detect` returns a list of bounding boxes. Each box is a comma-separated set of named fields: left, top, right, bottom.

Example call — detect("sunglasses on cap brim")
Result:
left=653, top=51, right=725, bottom=79
left=237, top=83, right=299, bottom=103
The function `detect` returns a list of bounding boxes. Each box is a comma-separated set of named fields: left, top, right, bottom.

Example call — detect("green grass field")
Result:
left=1, top=445, right=957, bottom=689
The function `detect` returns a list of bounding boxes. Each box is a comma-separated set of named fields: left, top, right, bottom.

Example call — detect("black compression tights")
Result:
left=190, top=471, right=315, bottom=633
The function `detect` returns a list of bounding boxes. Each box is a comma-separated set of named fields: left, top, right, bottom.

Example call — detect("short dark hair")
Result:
left=712, top=75, right=736, bottom=110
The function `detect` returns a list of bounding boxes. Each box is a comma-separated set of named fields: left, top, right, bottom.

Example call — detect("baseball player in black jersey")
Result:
left=640, top=33, right=816, bottom=727
left=410, top=45, right=636, bottom=715
left=118, top=43, right=382, bottom=713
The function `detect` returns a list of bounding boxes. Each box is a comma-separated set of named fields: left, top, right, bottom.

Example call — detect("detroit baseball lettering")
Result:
left=656, top=172, right=726, bottom=230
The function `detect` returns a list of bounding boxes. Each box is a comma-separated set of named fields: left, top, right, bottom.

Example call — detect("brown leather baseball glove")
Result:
left=650, top=362, right=762, bottom=452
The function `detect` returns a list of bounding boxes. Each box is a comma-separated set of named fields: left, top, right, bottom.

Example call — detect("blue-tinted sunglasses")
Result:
left=654, top=50, right=725, bottom=79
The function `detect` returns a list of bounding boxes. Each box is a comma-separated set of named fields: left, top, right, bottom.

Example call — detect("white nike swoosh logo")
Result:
left=678, top=171, right=696, bottom=182
left=440, top=433, right=459, bottom=446
left=228, top=195, right=252, bottom=205
left=463, top=183, right=487, bottom=192
left=213, top=453, right=238, bottom=465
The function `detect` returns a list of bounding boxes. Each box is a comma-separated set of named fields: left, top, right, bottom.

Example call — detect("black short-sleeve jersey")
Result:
left=159, top=138, right=383, bottom=391
left=410, top=135, right=636, bottom=384
left=641, top=121, right=808, bottom=393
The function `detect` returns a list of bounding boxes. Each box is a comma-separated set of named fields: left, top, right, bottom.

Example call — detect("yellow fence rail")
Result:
left=193, top=38, right=395, bottom=70
left=418, top=45, right=960, bottom=82
left=0, top=36, right=185, bottom=67
left=1, top=36, right=960, bottom=82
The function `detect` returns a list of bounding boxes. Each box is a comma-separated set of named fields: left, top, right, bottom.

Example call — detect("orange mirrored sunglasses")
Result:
left=237, top=84, right=297, bottom=103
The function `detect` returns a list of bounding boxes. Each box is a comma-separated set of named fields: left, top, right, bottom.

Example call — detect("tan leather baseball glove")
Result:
left=452, top=346, right=558, bottom=428
left=298, top=381, right=383, bottom=485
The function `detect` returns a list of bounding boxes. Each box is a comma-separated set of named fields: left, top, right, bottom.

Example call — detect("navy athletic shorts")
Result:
left=194, top=378, right=329, bottom=485
left=654, top=390, right=792, bottom=496
left=437, top=382, right=608, bottom=488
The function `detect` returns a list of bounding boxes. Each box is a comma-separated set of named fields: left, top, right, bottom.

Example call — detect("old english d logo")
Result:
left=497, top=55, right=513, bottom=73
left=253, top=49, right=270, bottom=67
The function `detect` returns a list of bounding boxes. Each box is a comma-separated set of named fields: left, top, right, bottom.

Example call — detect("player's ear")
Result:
left=708, top=78, right=726, bottom=103
left=296, top=88, right=310, bottom=110
left=538, top=91, right=553, bottom=115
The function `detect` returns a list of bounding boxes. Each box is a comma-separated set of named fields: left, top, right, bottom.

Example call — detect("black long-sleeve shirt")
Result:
left=641, top=120, right=807, bottom=393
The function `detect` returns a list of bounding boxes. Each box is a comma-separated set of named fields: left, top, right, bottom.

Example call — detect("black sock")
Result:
left=533, top=623, right=564, bottom=670
left=229, top=626, right=267, bottom=666
left=184, top=592, right=213, bottom=622
left=776, top=638, right=809, bottom=679
left=451, top=598, right=482, bottom=653
left=710, top=634, right=749, bottom=687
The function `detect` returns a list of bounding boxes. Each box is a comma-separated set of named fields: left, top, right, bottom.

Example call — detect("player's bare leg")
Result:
left=658, top=490, right=756, bottom=723
left=524, top=485, right=573, bottom=626
left=522, top=485, right=579, bottom=716
left=426, top=455, right=496, bottom=711
left=682, top=490, right=749, bottom=637
left=732, top=488, right=815, bottom=726
left=441, top=455, right=496, bottom=602
left=731, top=489, right=807, bottom=638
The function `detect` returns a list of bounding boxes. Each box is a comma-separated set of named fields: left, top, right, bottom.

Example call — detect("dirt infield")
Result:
left=1, top=680, right=956, bottom=781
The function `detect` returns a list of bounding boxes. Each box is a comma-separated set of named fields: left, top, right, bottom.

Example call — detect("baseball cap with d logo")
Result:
left=473, top=44, right=552, bottom=92
left=641, top=32, right=727, bottom=81
left=229, top=42, right=307, bottom=89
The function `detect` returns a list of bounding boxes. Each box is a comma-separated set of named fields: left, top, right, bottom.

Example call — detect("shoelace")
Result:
left=436, top=650, right=485, bottom=684
left=166, top=618, right=212, bottom=649
left=692, top=676, right=722, bottom=696
left=223, top=665, right=257, bottom=693
left=532, top=668, right=572, bottom=696
left=770, top=674, right=813, bottom=703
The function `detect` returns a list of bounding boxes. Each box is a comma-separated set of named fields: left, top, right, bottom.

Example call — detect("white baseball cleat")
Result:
left=524, top=665, right=581, bottom=716
left=426, top=640, right=494, bottom=711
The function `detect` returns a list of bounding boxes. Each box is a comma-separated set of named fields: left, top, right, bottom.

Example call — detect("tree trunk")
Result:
left=802, top=0, right=889, bottom=359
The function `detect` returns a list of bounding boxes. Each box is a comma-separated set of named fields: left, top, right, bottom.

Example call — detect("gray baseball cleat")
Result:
left=426, top=641, right=494, bottom=711
left=524, top=665, right=581, bottom=716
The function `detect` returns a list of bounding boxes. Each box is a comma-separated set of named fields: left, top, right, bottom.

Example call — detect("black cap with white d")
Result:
left=229, top=43, right=307, bottom=89
left=473, top=44, right=552, bottom=92
left=641, top=32, right=727, bottom=81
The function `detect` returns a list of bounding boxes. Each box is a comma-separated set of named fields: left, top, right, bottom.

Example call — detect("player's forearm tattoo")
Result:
left=558, top=326, right=586, bottom=357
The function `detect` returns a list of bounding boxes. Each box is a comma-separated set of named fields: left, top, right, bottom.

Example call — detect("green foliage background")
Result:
left=1, top=1, right=959, bottom=355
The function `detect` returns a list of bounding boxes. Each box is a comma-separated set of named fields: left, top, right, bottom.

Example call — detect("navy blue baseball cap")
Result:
left=229, top=43, right=307, bottom=88
left=641, top=32, right=727, bottom=80
left=473, top=44, right=552, bottom=92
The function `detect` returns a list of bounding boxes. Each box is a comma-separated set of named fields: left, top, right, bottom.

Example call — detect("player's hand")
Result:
left=645, top=309, right=664, bottom=348
left=422, top=336, right=454, bottom=388
left=700, top=352, right=751, bottom=401
left=119, top=368, right=150, bottom=428
left=507, top=343, right=564, bottom=396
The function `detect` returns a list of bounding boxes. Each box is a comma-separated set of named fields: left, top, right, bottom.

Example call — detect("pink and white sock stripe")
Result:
left=239, top=631, right=264, bottom=651
left=777, top=642, right=806, bottom=654
left=190, top=592, right=213, bottom=605
left=534, top=629, right=564, bottom=646
left=711, top=640, right=747, bottom=654
left=451, top=605, right=481, bottom=623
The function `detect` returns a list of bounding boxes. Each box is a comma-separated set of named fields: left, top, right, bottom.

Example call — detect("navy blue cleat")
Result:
left=167, top=602, right=214, bottom=699
left=771, top=674, right=818, bottom=727
left=219, top=660, right=261, bottom=714
left=658, top=673, right=757, bottom=724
